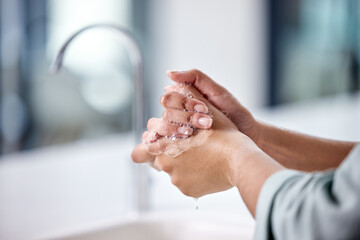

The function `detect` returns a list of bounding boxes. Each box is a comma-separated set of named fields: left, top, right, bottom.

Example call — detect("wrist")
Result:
left=228, top=133, right=283, bottom=185
left=230, top=142, right=284, bottom=217
left=252, top=120, right=266, bottom=149
left=227, top=133, right=264, bottom=186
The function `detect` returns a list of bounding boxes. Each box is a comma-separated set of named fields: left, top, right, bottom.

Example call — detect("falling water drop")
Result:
left=194, top=198, right=199, bottom=212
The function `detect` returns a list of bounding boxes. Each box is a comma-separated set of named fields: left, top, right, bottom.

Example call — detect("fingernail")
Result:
left=167, top=70, right=181, bottom=74
left=198, top=117, right=213, bottom=128
left=167, top=70, right=187, bottom=75
left=177, top=126, right=193, bottom=135
left=194, top=104, right=208, bottom=113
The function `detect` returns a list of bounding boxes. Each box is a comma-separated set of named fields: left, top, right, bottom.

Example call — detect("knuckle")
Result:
left=156, top=161, right=171, bottom=172
left=190, top=113, right=200, bottom=124
left=162, top=109, right=170, bottom=119
left=131, top=150, right=138, bottom=163
left=161, top=94, right=170, bottom=105
left=151, top=161, right=161, bottom=171
left=155, top=157, right=166, bottom=170
left=141, top=132, right=148, bottom=142
left=170, top=176, right=181, bottom=187
left=161, top=164, right=173, bottom=173
left=191, top=69, right=203, bottom=80
left=147, top=118, right=157, bottom=130
left=189, top=98, right=202, bottom=105
left=191, top=69, right=201, bottom=75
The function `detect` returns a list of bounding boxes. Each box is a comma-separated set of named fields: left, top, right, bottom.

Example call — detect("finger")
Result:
left=164, top=83, right=205, bottom=101
left=147, top=118, right=161, bottom=131
left=152, top=155, right=173, bottom=173
left=167, top=69, right=228, bottom=100
left=163, top=84, right=220, bottom=118
left=145, top=137, right=168, bottom=155
left=167, top=70, right=245, bottom=122
left=163, top=108, right=213, bottom=129
left=160, top=92, right=208, bottom=113
left=163, top=84, right=231, bottom=130
left=141, top=135, right=177, bottom=157
left=146, top=118, right=193, bottom=138
left=142, top=130, right=159, bottom=143
left=150, top=159, right=162, bottom=171
left=131, top=144, right=155, bottom=163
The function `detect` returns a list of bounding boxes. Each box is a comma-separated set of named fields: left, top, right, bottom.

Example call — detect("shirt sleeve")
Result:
left=254, top=144, right=360, bottom=240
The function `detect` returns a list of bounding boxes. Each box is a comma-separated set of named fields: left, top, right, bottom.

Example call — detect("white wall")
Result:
left=147, top=0, right=267, bottom=117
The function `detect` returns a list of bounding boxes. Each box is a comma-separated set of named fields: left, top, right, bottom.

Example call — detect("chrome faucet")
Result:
left=50, top=23, right=149, bottom=212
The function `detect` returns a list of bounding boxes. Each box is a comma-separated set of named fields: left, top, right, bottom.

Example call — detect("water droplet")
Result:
left=193, top=198, right=199, bottom=212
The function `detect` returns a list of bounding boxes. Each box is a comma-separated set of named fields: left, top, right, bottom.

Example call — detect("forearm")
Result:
left=231, top=147, right=284, bottom=217
left=256, top=122, right=356, bottom=171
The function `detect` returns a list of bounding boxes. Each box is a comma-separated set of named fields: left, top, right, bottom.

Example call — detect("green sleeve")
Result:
left=254, top=144, right=360, bottom=240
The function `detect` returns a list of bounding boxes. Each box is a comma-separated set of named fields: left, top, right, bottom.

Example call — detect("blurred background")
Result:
left=1, top=0, right=359, bottom=154
left=0, top=0, right=359, bottom=239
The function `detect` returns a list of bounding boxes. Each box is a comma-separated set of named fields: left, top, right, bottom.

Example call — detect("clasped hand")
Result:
left=131, top=70, right=262, bottom=198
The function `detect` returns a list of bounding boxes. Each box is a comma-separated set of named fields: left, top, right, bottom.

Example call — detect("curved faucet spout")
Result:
left=50, top=23, right=148, bottom=212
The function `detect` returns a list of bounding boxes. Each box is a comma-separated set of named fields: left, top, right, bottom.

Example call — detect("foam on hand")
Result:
left=144, top=129, right=211, bottom=158
left=143, top=83, right=213, bottom=158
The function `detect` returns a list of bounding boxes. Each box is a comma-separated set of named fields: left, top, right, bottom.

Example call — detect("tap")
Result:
left=50, top=23, right=149, bottom=212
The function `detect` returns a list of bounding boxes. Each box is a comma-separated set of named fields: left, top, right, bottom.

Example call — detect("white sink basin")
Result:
left=51, top=213, right=255, bottom=240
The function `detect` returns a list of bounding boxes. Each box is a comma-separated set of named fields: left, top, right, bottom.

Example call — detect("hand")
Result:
left=132, top=83, right=261, bottom=198
left=132, top=83, right=214, bottom=160
left=167, top=69, right=261, bottom=144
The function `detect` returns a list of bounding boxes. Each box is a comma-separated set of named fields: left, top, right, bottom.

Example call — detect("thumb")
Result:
left=167, top=69, right=252, bottom=129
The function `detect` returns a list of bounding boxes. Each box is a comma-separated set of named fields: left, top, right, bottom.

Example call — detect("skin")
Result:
left=132, top=82, right=284, bottom=217
left=131, top=69, right=357, bottom=217
left=165, top=69, right=357, bottom=171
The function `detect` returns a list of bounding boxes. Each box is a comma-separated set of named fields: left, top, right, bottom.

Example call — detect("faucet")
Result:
left=50, top=23, right=149, bottom=213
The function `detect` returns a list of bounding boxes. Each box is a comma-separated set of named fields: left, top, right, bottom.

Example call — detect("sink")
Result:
left=50, top=213, right=255, bottom=240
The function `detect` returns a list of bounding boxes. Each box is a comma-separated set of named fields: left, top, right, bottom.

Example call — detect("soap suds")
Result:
left=144, top=129, right=211, bottom=157
left=144, top=83, right=213, bottom=158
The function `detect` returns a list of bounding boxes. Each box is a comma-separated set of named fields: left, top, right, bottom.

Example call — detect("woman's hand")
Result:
left=132, top=83, right=258, bottom=197
left=131, top=69, right=354, bottom=216
left=132, top=83, right=283, bottom=216
left=167, top=69, right=261, bottom=144
left=166, top=70, right=357, bottom=171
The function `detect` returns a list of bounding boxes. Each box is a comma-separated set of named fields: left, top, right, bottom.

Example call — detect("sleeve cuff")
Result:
left=253, top=169, right=303, bottom=240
